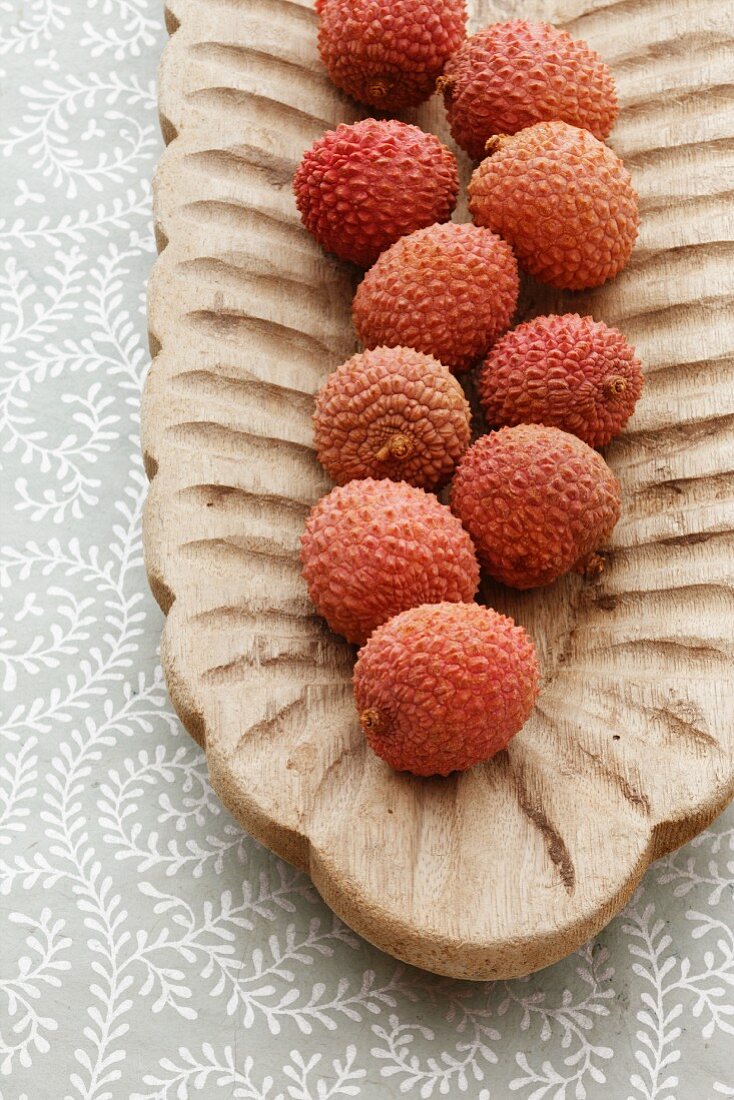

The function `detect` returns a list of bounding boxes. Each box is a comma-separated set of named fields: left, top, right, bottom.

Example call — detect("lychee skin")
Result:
left=353, top=222, right=519, bottom=373
left=450, top=425, right=621, bottom=589
left=440, top=20, right=617, bottom=161
left=354, top=602, right=539, bottom=776
left=318, top=0, right=467, bottom=112
left=314, top=346, right=471, bottom=490
left=301, top=479, right=479, bottom=645
left=479, top=314, right=644, bottom=448
left=294, top=119, right=459, bottom=268
left=469, top=121, right=639, bottom=290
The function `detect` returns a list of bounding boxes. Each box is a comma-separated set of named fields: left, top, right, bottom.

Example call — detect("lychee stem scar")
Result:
left=367, top=77, right=391, bottom=101
left=484, top=133, right=509, bottom=155
left=359, top=708, right=383, bottom=734
left=575, top=551, right=606, bottom=579
left=375, top=434, right=414, bottom=462
left=604, top=375, right=628, bottom=397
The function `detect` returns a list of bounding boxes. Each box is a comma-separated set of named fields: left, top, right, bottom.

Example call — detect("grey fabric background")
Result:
left=1, top=2, right=733, bottom=1097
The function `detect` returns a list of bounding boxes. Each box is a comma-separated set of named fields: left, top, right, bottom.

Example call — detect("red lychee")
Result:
left=479, top=314, right=643, bottom=448
left=301, top=479, right=479, bottom=645
left=318, top=0, right=467, bottom=111
left=293, top=118, right=459, bottom=268
left=314, top=346, right=471, bottom=490
left=450, top=424, right=621, bottom=588
left=354, top=602, right=539, bottom=776
left=353, top=222, right=519, bottom=373
left=440, top=20, right=617, bottom=161
left=468, top=121, right=639, bottom=289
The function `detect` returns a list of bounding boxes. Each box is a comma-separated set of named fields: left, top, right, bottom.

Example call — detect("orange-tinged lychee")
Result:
left=353, top=222, right=519, bottom=373
left=469, top=121, right=639, bottom=289
left=479, top=314, right=644, bottom=447
left=301, top=479, right=479, bottom=645
left=451, top=424, right=621, bottom=588
left=314, top=346, right=471, bottom=490
left=318, top=0, right=467, bottom=111
left=354, top=602, right=539, bottom=776
left=293, top=119, right=459, bottom=268
left=440, top=20, right=617, bottom=161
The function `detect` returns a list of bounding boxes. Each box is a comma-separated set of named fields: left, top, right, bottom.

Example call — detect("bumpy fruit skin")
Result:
left=353, top=222, right=519, bottom=372
left=479, top=314, right=644, bottom=448
left=469, top=122, right=639, bottom=289
left=354, top=602, right=539, bottom=776
left=318, top=0, right=467, bottom=112
left=301, top=479, right=479, bottom=645
left=451, top=425, right=621, bottom=588
left=293, top=119, right=458, bottom=268
left=440, top=20, right=617, bottom=161
left=314, top=346, right=471, bottom=490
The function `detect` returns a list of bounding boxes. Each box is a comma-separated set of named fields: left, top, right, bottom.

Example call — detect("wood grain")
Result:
left=143, top=0, right=734, bottom=978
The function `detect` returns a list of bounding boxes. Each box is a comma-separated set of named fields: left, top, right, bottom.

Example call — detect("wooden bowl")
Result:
left=143, top=0, right=734, bottom=978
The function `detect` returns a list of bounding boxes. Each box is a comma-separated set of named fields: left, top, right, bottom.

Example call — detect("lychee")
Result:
left=293, top=119, right=459, bottom=268
left=479, top=314, right=644, bottom=448
left=314, top=346, right=471, bottom=490
left=450, top=424, right=621, bottom=588
left=353, top=222, right=519, bottom=373
left=468, top=121, right=639, bottom=289
left=301, top=479, right=479, bottom=645
left=317, top=0, right=467, bottom=112
left=354, top=602, right=539, bottom=776
left=439, top=20, right=617, bottom=161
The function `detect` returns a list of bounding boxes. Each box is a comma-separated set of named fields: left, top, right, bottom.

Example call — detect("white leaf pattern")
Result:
left=0, top=0, right=732, bottom=1096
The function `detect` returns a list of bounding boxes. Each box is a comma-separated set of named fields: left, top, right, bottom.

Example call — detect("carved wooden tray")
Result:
left=142, top=0, right=734, bottom=978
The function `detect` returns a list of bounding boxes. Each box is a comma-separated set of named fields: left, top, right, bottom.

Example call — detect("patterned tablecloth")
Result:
left=1, top=3, right=733, bottom=1098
